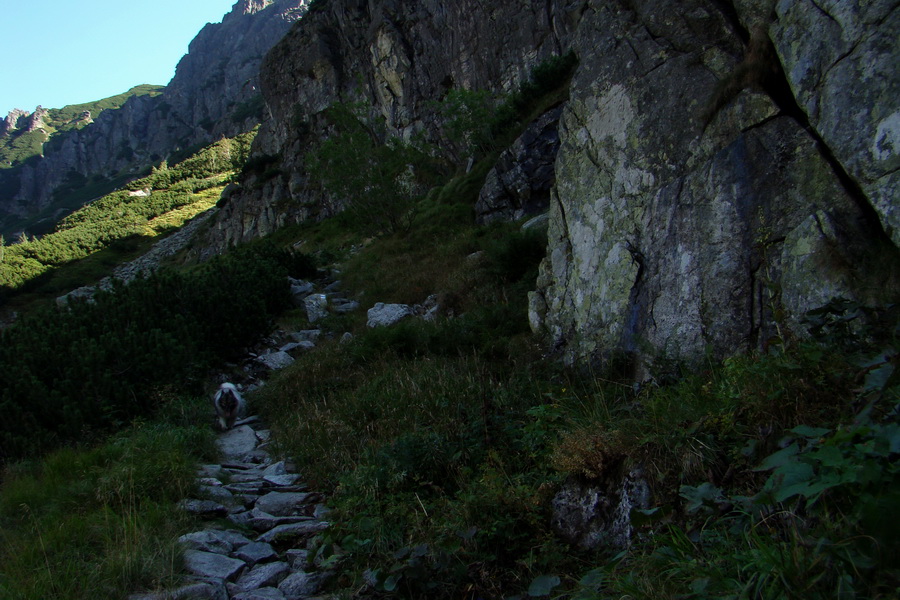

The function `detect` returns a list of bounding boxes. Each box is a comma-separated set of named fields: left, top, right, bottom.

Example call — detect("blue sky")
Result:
left=0, top=0, right=239, bottom=116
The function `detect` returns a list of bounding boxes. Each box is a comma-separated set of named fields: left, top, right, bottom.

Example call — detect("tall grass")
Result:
left=0, top=397, right=217, bottom=599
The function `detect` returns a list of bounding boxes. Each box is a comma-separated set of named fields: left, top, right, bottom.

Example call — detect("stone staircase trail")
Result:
left=129, top=416, right=334, bottom=600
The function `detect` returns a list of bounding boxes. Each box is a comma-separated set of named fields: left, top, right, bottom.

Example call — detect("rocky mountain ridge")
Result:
left=0, top=0, right=309, bottom=238
left=205, top=0, right=898, bottom=373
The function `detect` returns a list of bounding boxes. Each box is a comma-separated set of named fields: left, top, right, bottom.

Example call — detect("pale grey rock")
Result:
left=304, top=294, right=329, bottom=323
left=521, top=212, right=549, bottom=232
left=234, top=541, right=279, bottom=567
left=250, top=507, right=313, bottom=532
left=0, top=109, right=28, bottom=137
left=340, top=332, right=353, bottom=344
left=278, top=571, right=326, bottom=599
left=366, top=303, right=414, bottom=328
left=284, top=549, right=309, bottom=570
left=228, top=510, right=255, bottom=528
left=198, top=464, right=225, bottom=479
left=217, top=530, right=254, bottom=549
left=232, top=588, right=286, bottom=600
left=332, top=299, right=360, bottom=313
left=256, top=521, right=329, bottom=544
left=129, top=581, right=227, bottom=600
left=263, top=461, right=287, bottom=477
left=236, top=415, right=261, bottom=427
left=290, top=330, right=321, bottom=343
left=256, top=351, right=295, bottom=371
left=178, top=499, right=228, bottom=518
left=263, top=473, right=300, bottom=487
left=232, top=561, right=291, bottom=593
left=178, top=530, right=237, bottom=554
left=106, top=208, right=218, bottom=285
left=56, top=286, right=96, bottom=307
left=551, top=468, right=650, bottom=550
left=226, top=470, right=267, bottom=484
left=770, top=1, right=900, bottom=245
left=530, top=0, right=898, bottom=372
left=289, top=279, right=315, bottom=305
left=256, top=491, right=311, bottom=516
left=312, top=504, right=330, bottom=520
left=217, top=425, right=259, bottom=458
left=198, top=485, right=235, bottom=505
left=280, top=341, right=315, bottom=356
left=183, top=549, right=246, bottom=582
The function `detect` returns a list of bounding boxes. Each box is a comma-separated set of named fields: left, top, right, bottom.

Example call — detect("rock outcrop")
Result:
left=205, top=0, right=585, bottom=250
left=528, top=0, right=899, bottom=371
left=19, top=0, right=900, bottom=376
left=0, top=0, right=309, bottom=235
left=475, top=106, right=564, bottom=224
left=0, top=109, right=29, bottom=137
left=206, top=0, right=897, bottom=373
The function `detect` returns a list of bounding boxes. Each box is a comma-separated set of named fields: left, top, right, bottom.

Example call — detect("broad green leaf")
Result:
left=690, top=578, right=710, bottom=593
left=680, top=482, right=725, bottom=513
left=810, top=445, right=845, bottom=468
left=756, top=443, right=800, bottom=471
left=864, top=363, right=895, bottom=392
left=790, top=425, right=831, bottom=439
left=578, top=567, right=604, bottom=589
left=528, top=575, right=561, bottom=597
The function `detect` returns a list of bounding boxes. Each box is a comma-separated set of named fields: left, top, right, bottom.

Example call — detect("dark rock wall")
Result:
left=204, top=0, right=586, bottom=250
left=206, top=0, right=898, bottom=373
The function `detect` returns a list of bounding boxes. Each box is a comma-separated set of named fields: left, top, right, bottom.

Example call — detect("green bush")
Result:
left=0, top=414, right=214, bottom=599
left=0, top=242, right=311, bottom=462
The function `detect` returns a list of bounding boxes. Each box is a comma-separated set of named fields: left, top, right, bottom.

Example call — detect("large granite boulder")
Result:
left=529, top=0, right=899, bottom=373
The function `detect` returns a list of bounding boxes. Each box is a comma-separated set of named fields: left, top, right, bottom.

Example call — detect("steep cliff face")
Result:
left=205, top=0, right=585, bottom=249
left=529, top=0, right=899, bottom=370
left=182, top=0, right=898, bottom=371
left=0, top=0, right=308, bottom=236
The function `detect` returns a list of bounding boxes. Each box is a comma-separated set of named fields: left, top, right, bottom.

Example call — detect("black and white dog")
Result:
left=213, top=383, right=246, bottom=430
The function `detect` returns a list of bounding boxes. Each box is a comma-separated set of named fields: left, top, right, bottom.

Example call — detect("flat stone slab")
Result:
left=367, top=302, right=413, bottom=328
left=217, top=425, right=259, bottom=459
left=255, top=492, right=312, bottom=517
left=198, top=485, right=235, bottom=504
left=129, top=581, right=226, bottom=600
left=178, top=499, right=227, bottom=519
left=228, top=511, right=254, bottom=528
left=225, top=483, right=264, bottom=495
left=284, top=549, right=309, bottom=570
left=250, top=513, right=315, bottom=533
left=179, top=530, right=236, bottom=554
left=232, top=561, right=291, bottom=593
left=256, top=351, right=295, bottom=371
left=263, top=474, right=300, bottom=487
left=262, top=461, right=287, bottom=476
left=232, top=587, right=286, bottom=600
left=183, top=549, right=246, bottom=582
left=198, top=464, right=225, bottom=478
left=256, top=521, right=329, bottom=544
left=278, top=571, right=326, bottom=599
left=234, top=541, right=279, bottom=567
left=226, top=470, right=267, bottom=483
left=291, top=330, right=321, bottom=343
